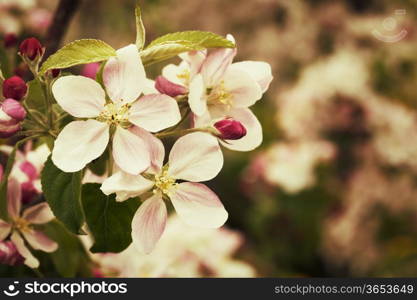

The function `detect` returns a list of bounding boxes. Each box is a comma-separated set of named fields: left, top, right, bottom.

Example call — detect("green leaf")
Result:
left=39, top=39, right=116, bottom=75
left=24, top=79, right=46, bottom=112
left=42, top=220, right=91, bottom=277
left=82, top=183, right=140, bottom=253
left=135, top=4, right=146, bottom=50
left=141, top=30, right=235, bottom=65
left=41, top=156, right=85, bottom=234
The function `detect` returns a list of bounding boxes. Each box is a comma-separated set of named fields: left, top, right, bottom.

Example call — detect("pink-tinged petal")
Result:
left=230, top=61, right=273, bottom=93
left=52, top=120, right=109, bottom=173
left=155, top=76, right=187, bottom=97
left=19, top=161, right=37, bottom=181
left=22, top=203, right=54, bottom=224
left=218, top=108, right=263, bottom=151
left=10, top=231, right=39, bottom=268
left=7, top=178, right=21, bottom=219
left=179, top=50, right=207, bottom=77
left=130, top=126, right=165, bottom=174
left=52, top=75, right=106, bottom=118
left=21, top=230, right=57, bottom=253
left=162, top=62, right=188, bottom=86
left=101, top=171, right=154, bottom=202
left=223, top=68, right=262, bottom=108
left=142, top=78, right=158, bottom=95
left=112, top=127, right=150, bottom=175
left=201, top=46, right=237, bottom=87
left=170, top=182, right=228, bottom=228
left=131, top=194, right=167, bottom=254
left=0, top=219, right=11, bottom=240
left=128, top=94, right=181, bottom=132
left=188, top=74, right=207, bottom=116
left=103, top=44, right=146, bottom=103
left=168, top=132, right=223, bottom=182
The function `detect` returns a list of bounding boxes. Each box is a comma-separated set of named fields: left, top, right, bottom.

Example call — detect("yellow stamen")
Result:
left=154, top=166, right=177, bottom=196
left=97, top=103, right=131, bottom=128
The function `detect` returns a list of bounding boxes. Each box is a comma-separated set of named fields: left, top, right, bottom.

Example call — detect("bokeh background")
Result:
left=2, top=0, right=417, bottom=277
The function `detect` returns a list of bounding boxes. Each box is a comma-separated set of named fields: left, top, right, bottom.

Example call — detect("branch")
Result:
left=44, top=0, right=82, bottom=59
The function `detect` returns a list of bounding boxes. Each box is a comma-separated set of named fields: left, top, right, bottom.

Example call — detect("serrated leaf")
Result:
left=39, top=39, right=116, bottom=75
left=41, top=156, right=85, bottom=234
left=135, top=4, right=146, bottom=50
left=141, top=30, right=235, bottom=65
left=82, top=183, right=140, bottom=253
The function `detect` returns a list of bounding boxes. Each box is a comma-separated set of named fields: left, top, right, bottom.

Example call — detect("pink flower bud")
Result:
left=2, top=99, right=26, bottom=121
left=4, top=33, right=17, bottom=48
left=19, top=37, right=44, bottom=61
left=0, top=99, right=26, bottom=138
left=214, top=118, right=247, bottom=140
left=2, top=76, right=28, bottom=100
left=155, top=76, right=187, bottom=97
left=81, top=62, right=100, bottom=79
left=0, top=241, right=24, bottom=266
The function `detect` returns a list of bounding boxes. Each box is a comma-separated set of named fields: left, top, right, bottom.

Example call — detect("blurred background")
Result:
left=2, top=0, right=417, bottom=277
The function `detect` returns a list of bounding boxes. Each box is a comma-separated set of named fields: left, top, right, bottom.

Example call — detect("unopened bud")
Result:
left=214, top=118, right=247, bottom=140
left=0, top=99, right=26, bottom=138
left=0, top=241, right=24, bottom=266
left=81, top=62, right=100, bottom=79
left=2, top=99, right=26, bottom=121
left=155, top=76, right=187, bottom=97
left=19, top=37, right=44, bottom=61
left=4, top=33, right=17, bottom=48
left=2, top=76, right=28, bottom=100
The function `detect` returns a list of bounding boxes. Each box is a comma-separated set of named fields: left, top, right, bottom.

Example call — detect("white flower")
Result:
left=101, top=130, right=228, bottom=253
left=51, top=44, right=181, bottom=174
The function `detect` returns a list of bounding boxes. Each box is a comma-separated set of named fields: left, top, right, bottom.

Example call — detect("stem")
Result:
left=155, top=127, right=212, bottom=138
left=107, top=143, right=113, bottom=176
left=33, top=268, right=44, bottom=278
left=22, top=103, right=48, bottom=130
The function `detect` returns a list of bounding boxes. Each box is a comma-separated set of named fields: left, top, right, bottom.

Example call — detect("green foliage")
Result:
left=39, top=39, right=116, bottom=75
left=41, top=156, right=85, bottom=234
left=141, top=31, right=235, bottom=65
left=82, top=183, right=140, bottom=253
left=135, top=4, right=146, bottom=50
left=24, top=79, right=46, bottom=112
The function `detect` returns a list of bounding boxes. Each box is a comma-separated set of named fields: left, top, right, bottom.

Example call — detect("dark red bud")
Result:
left=214, top=118, right=247, bottom=140
left=19, top=37, right=44, bottom=61
left=4, top=33, right=17, bottom=48
left=155, top=76, right=187, bottom=97
left=50, top=68, right=60, bottom=78
left=2, top=76, right=28, bottom=100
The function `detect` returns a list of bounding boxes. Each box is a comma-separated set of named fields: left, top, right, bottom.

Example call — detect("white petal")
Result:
left=188, top=74, right=207, bottom=116
left=218, top=108, right=263, bottom=151
left=22, top=230, right=57, bottom=253
left=101, top=171, right=154, bottom=202
left=7, top=178, right=21, bottom=219
left=11, top=231, right=39, bottom=268
left=22, top=202, right=54, bottom=224
left=103, top=44, right=146, bottom=103
left=52, top=75, right=106, bottom=118
left=168, top=132, right=223, bottom=182
left=170, top=182, right=228, bottom=228
left=130, top=126, right=165, bottom=174
left=0, top=219, right=11, bottom=240
left=52, top=120, right=109, bottom=173
left=131, top=194, right=167, bottom=254
left=112, top=127, right=150, bottom=175
left=201, top=47, right=237, bottom=87
left=231, top=61, right=273, bottom=93
left=223, top=67, right=262, bottom=108
left=161, top=63, right=184, bottom=86
left=129, top=94, right=181, bottom=132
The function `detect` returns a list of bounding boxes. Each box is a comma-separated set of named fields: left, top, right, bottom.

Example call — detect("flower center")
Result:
left=154, top=167, right=177, bottom=196
left=14, top=217, right=31, bottom=233
left=177, top=69, right=190, bottom=85
left=97, top=103, right=131, bottom=128
left=207, top=81, right=233, bottom=107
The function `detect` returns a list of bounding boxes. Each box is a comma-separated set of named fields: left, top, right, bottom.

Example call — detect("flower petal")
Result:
left=22, top=230, right=57, bottom=253
left=101, top=171, right=154, bottom=202
left=52, top=120, right=109, bottom=173
left=168, top=132, right=223, bottom=182
left=223, top=67, right=262, bottom=108
left=103, top=44, right=146, bottom=103
left=170, top=182, right=228, bottom=228
left=201, top=46, right=237, bottom=87
left=7, top=178, right=21, bottom=219
left=52, top=75, right=106, bottom=118
left=230, top=61, right=273, bottom=93
left=188, top=74, right=207, bottom=116
left=129, top=94, right=181, bottom=132
left=22, top=202, right=54, bottom=224
left=112, top=127, right=150, bottom=175
left=218, top=108, right=263, bottom=151
left=0, top=219, right=11, bottom=240
left=131, top=194, right=167, bottom=254
left=11, top=231, right=39, bottom=268
left=130, top=126, right=165, bottom=174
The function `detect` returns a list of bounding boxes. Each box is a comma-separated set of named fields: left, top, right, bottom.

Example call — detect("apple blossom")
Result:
left=0, top=178, right=57, bottom=268
left=51, top=44, right=181, bottom=174
left=214, top=118, right=247, bottom=140
left=101, top=131, right=228, bottom=253
left=0, top=240, right=24, bottom=266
